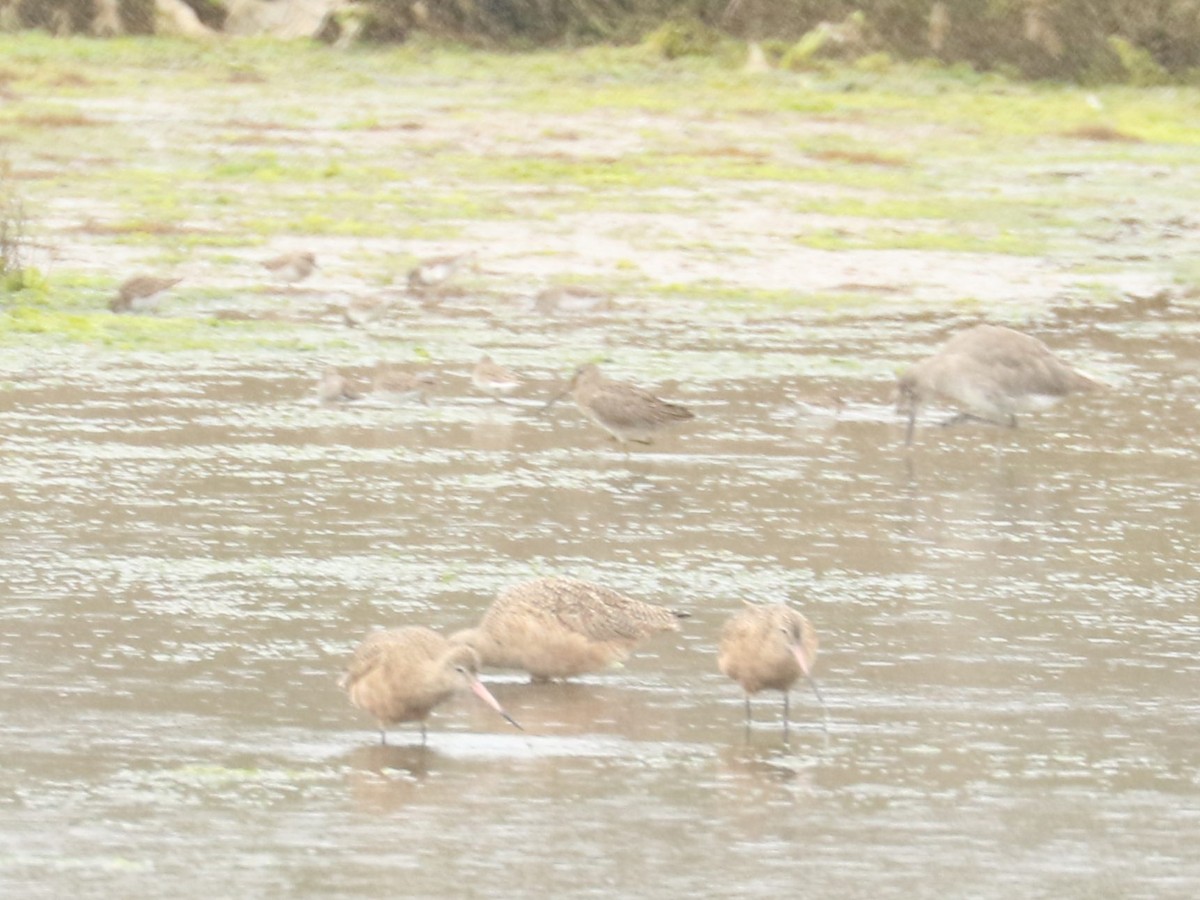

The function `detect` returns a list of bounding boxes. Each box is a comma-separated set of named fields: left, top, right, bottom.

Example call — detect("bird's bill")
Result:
left=789, top=642, right=813, bottom=679
left=539, top=385, right=570, bottom=414
left=904, top=408, right=916, bottom=446
left=469, top=678, right=524, bottom=731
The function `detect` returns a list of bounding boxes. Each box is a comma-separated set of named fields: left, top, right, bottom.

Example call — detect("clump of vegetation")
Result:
left=644, top=19, right=723, bottom=59
left=0, top=158, right=31, bottom=291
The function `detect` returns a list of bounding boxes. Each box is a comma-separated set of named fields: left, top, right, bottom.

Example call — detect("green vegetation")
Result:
left=0, top=34, right=1195, bottom=353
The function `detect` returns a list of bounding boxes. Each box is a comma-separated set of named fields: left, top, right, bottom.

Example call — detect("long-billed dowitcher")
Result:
left=109, top=274, right=181, bottom=313
left=471, top=354, right=523, bottom=403
left=317, top=367, right=362, bottom=404
left=544, top=363, right=694, bottom=450
left=450, top=576, right=688, bottom=682
left=340, top=625, right=522, bottom=745
left=898, top=323, right=1102, bottom=444
left=371, top=363, right=435, bottom=405
left=718, top=601, right=827, bottom=738
left=262, top=250, right=317, bottom=285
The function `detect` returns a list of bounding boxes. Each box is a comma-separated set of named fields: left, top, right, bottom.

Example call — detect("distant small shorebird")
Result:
left=450, top=576, right=688, bottom=682
left=109, top=274, right=181, bottom=314
left=262, top=251, right=317, bottom=285
left=340, top=625, right=522, bottom=745
left=407, top=252, right=474, bottom=293
left=471, top=354, right=523, bottom=403
left=371, top=363, right=435, bottom=405
left=342, top=295, right=393, bottom=328
left=533, top=285, right=613, bottom=315
left=897, top=323, right=1102, bottom=444
left=718, top=601, right=827, bottom=738
left=316, top=367, right=362, bottom=404
left=544, top=363, right=694, bottom=450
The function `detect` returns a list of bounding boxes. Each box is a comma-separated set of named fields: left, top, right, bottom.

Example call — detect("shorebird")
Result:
left=340, top=626, right=522, bottom=745
left=407, top=252, right=474, bottom=293
left=450, top=576, right=688, bottom=682
left=718, top=601, right=827, bottom=738
left=262, top=251, right=317, bottom=285
left=317, top=367, right=362, bottom=404
left=533, top=285, right=613, bottom=315
left=471, top=354, right=523, bottom=403
left=342, top=295, right=393, bottom=328
left=109, top=274, right=181, bottom=313
left=544, top=363, right=694, bottom=450
left=371, top=363, right=435, bottom=405
left=897, top=323, right=1102, bottom=444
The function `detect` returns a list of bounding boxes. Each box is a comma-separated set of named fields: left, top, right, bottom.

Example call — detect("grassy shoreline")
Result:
left=1, top=34, right=1197, bottom=354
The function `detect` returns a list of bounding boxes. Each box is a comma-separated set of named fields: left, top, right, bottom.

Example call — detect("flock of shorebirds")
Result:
left=109, top=252, right=1105, bottom=745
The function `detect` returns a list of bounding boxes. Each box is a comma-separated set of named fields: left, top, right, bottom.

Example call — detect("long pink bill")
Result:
left=538, top=385, right=570, bottom=415
left=790, top=644, right=830, bottom=732
left=469, top=678, right=524, bottom=731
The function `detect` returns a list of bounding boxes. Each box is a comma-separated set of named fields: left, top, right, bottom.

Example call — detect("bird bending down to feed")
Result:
left=451, top=576, right=688, bottom=682
left=897, top=323, right=1102, bottom=444
left=317, top=367, right=362, bottom=404
left=472, top=354, right=523, bottom=403
left=371, top=363, right=435, bottom=405
left=109, top=275, right=181, bottom=314
left=718, top=601, right=827, bottom=738
left=340, top=626, right=522, bottom=745
left=407, top=252, right=475, bottom=293
left=543, top=363, right=694, bottom=451
left=262, top=251, right=317, bottom=285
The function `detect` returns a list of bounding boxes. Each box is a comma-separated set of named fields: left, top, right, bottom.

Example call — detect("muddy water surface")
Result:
left=2, top=44, right=1200, bottom=900
left=2, top=303, right=1198, bottom=899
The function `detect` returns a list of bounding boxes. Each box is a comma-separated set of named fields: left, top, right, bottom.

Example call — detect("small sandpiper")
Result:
left=109, top=274, right=182, bottom=314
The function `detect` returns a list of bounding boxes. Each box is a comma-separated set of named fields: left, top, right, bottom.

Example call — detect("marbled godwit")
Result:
left=109, top=274, right=181, bottom=313
left=544, top=363, right=694, bottom=450
left=472, top=354, right=522, bottom=403
left=407, top=252, right=474, bottom=293
left=718, top=601, right=826, bottom=737
left=341, top=625, right=522, bottom=745
left=451, top=576, right=688, bottom=681
left=898, top=323, right=1102, bottom=444
left=262, top=250, right=317, bottom=285
left=317, top=367, right=362, bottom=404
left=371, top=363, right=435, bottom=405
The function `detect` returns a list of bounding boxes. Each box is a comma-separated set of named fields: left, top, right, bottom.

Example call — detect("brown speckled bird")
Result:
left=109, top=274, right=182, bottom=313
left=545, top=363, right=694, bottom=450
left=451, top=576, right=688, bottom=681
left=718, top=601, right=826, bottom=737
left=340, top=626, right=522, bottom=745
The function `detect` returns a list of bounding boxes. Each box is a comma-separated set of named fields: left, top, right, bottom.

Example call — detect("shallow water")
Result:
left=2, top=298, right=1198, bottom=899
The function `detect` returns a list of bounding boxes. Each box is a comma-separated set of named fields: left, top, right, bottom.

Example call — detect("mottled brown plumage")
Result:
left=472, top=354, right=523, bottom=402
left=451, top=576, right=687, bottom=681
left=898, top=324, right=1101, bottom=444
left=340, top=625, right=520, bottom=744
left=371, top=363, right=435, bottom=405
left=546, top=363, right=694, bottom=449
left=316, top=367, right=362, bottom=404
left=262, top=251, right=317, bottom=284
left=109, top=275, right=181, bottom=313
left=718, top=601, right=825, bottom=736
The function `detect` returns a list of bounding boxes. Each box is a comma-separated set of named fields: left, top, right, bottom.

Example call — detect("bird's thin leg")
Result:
left=420, top=722, right=427, bottom=746
left=743, top=695, right=752, bottom=741
left=379, top=725, right=387, bottom=747
left=782, top=691, right=791, bottom=742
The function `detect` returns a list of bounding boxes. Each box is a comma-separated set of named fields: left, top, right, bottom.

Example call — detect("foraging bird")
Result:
left=342, top=295, right=393, bottom=328
left=262, top=251, right=317, bottom=285
left=109, top=275, right=181, bottom=314
left=718, top=601, right=826, bottom=738
left=407, top=253, right=474, bottom=293
left=533, top=285, right=613, bottom=315
left=340, top=626, right=522, bottom=745
left=543, top=363, right=694, bottom=450
left=471, top=354, right=523, bottom=403
left=897, top=323, right=1102, bottom=444
left=317, top=367, right=362, bottom=404
left=371, top=363, right=435, bottom=405
left=450, top=576, right=688, bottom=682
